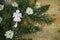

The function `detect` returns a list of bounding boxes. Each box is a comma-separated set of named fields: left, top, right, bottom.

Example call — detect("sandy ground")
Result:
left=20, top=0, right=60, bottom=40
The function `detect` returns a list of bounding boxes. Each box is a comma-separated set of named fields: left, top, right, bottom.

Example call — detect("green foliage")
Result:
left=0, top=0, right=4, bottom=4
left=40, top=15, right=53, bottom=24
left=23, top=13, right=32, bottom=25
left=14, top=25, right=41, bottom=35
left=32, top=0, right=37, bottom=7
left=30, top=14, right=53, bottom=24
left=1, top=5, right=16, bottom=31
left=30, top=5, right=53, bottom=24
left=0, top=0, right=53, bottom=40
left=16, top=0, right=30, bottom=11
left=33, top=5, right=50, bottom=15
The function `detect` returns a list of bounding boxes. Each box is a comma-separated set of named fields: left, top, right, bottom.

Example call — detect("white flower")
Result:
left=12, top=2, right=18, bottom=7
left=34, top=23, right=41, bottom=27
left=5, top=30, right=14, bottom=39
left=35, top=2, right=40, bottom=8
left=0, top=17, right=2, bottom=23
left=0, top=4, right=4, bottom=11
left=26, top=7, right=33, bottom=15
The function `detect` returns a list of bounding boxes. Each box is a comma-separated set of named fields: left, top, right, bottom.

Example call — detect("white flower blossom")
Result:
left=35, top=2, right=41, bottom=8
left=26, top=7, right=33, bottom=15
left=5, top=30, right=14, bottom=39
left=34, top=23, right=41, bottom=27
left=0, top=17, right=2, bottom=23
left=0, top=4, right=4, bottom=11
left=12, top=2, right=18, bottom=7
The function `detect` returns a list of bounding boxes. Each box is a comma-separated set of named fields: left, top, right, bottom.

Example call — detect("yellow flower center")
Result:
left=14, top=4, right=16, bottom=6
left=0, top=6, right=2, bottom=9
left=9, top=32, right=12, bottom=35
left=28, top=10, right=31, bottom=13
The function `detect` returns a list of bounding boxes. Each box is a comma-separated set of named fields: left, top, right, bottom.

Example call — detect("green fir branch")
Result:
left=32, top=0, right=37, bottom=7
left=30, top=14, right=53, bottom=24
left=33, top=5, right=50, bottom=15
left=16, top=0, right=30, bottom=11
left=23, top=13, right=32, bottom=25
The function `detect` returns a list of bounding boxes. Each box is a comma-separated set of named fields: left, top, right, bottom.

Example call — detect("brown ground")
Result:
left=21, top=0, right=60, bottom=40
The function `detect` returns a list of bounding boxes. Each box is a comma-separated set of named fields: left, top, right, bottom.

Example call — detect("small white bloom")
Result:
left=12, top=2, right=18, bottom=7
left=0, top=4, right=4, bottom=11
left=34, top=23, right=41, bottom=27
left=35, top=2, right=40, bottom=8
left=5, top=30, right=14, bottom=39
left=26, top=7, right=33, bottom=15
left=0, top=17, right=2, bottom=23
